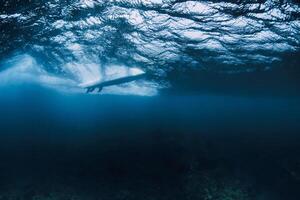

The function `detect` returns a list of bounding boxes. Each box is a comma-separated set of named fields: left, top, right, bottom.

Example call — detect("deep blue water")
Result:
left=1, top=0, right=300, bottom=199
left=0, top=83, right=300, bottom=199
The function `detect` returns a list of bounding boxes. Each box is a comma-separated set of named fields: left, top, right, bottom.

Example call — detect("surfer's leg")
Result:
left=97, top=86, right=103, bottom=93
left=86, top=87, right=95, bottom=93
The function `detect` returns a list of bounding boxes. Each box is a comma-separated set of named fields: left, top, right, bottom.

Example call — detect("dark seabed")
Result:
left=0, top=84, right=300, bottom=200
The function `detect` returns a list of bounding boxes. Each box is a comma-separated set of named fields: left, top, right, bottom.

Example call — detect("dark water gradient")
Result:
left=0, top=83, right=300, bottom=199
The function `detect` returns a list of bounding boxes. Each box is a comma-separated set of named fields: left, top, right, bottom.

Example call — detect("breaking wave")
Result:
left=0, top=0, right=300, bottom=95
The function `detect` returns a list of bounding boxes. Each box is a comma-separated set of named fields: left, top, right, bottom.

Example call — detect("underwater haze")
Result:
left=1, top=0, right=300, bottom=199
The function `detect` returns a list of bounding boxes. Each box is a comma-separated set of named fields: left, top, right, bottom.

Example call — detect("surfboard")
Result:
left=83, top=73, right=146, bottom=93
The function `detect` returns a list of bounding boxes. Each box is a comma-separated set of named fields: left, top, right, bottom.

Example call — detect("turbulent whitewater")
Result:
left=0, top=0, right=300, bottom=95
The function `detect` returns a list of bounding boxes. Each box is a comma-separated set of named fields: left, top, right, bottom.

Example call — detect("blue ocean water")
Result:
left=1, top=0, right=300, bottom=199
left=0, top=82, right=300, bottom=199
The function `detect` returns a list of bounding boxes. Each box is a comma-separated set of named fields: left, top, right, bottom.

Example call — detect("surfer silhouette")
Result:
left=84, top=73, right=146, bottom=93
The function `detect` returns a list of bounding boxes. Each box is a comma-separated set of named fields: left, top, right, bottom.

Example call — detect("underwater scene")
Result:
left=1, top=0, right=300, bottom=199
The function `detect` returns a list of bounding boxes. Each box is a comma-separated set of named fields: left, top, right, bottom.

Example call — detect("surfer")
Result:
left=84, top=73, right=146, bottom=93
